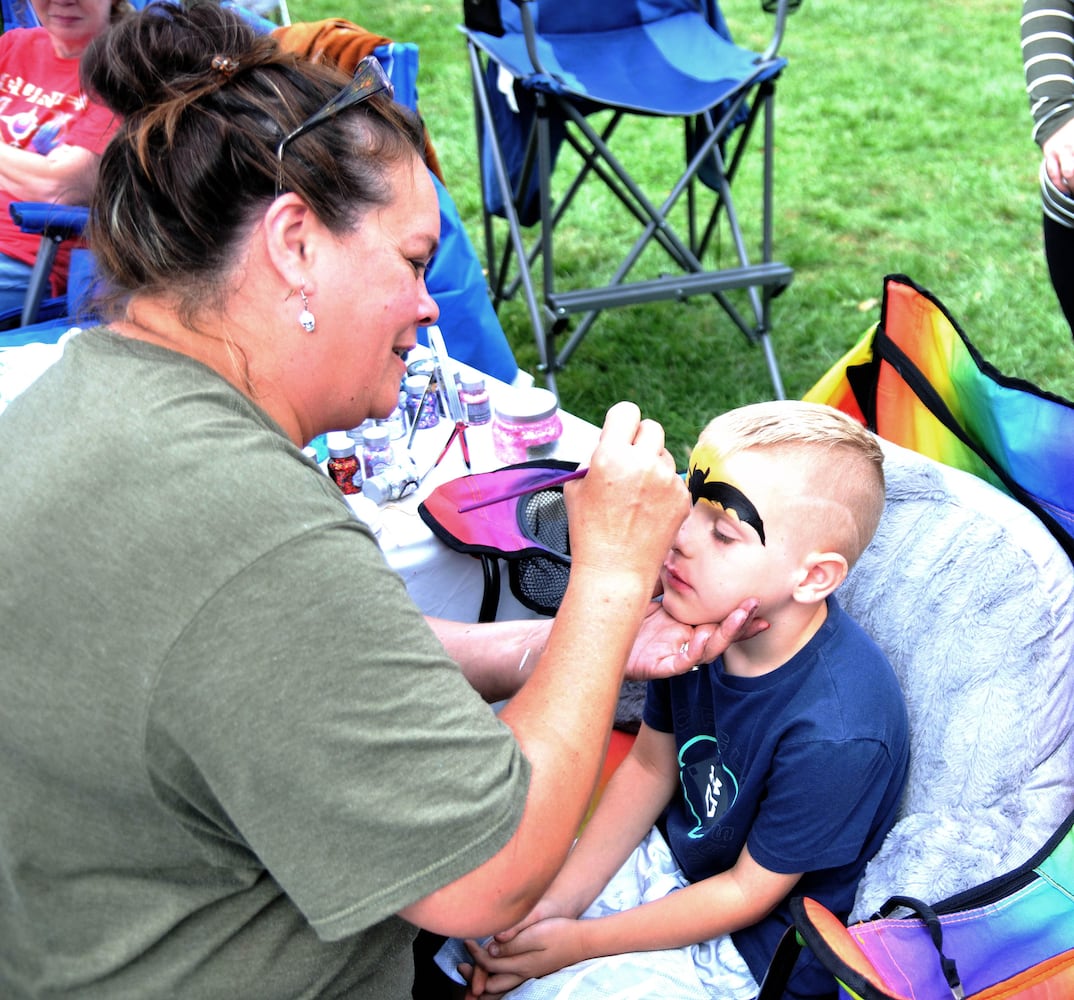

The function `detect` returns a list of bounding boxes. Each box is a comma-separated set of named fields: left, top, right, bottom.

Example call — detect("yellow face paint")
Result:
left=687, top=441, right=766, bottom=545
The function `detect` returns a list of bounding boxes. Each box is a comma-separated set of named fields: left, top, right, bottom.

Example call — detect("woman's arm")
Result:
left=427, top=597, right=764, bottom=702
left=401, top=403, right=687, bottom=937
left=0, top=143, right=101, bottom=205
left=525, top=724, right=679, bottom=922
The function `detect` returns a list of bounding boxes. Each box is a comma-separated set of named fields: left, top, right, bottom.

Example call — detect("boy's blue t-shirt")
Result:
left=644, top=596, right=909, bottom=999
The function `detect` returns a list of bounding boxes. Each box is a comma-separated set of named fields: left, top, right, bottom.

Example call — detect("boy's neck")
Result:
left=721, top=599, right=829, bottom=678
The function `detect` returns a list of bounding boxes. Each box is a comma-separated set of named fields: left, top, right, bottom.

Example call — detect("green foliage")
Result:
left=291, top=0, right=1074, bottom=464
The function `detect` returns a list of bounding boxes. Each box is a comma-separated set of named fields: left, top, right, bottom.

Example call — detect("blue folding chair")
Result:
left=462, top=0, right=800, bottom=396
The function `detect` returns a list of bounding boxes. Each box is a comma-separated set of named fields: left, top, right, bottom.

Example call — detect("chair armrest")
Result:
left=758, top=0, right=802, bottom=61
left=7, top=202, right=90, bottom=327
left=8, top=202, right=89, bottom=242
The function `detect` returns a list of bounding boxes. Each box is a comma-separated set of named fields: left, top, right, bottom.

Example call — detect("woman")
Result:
left=0, top=3, right=757, bottom=997
left=0, top=0, right=128, bottom=316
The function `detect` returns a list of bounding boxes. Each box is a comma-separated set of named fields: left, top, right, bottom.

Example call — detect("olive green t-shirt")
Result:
left=0, top=329, right=529, bottom=997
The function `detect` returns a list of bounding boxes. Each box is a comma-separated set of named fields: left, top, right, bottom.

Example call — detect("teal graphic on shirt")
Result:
left=677, top=733, right=738, bottom=840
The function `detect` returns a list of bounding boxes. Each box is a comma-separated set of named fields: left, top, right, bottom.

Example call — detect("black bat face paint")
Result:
left=687, top=444, right=766, bottom=546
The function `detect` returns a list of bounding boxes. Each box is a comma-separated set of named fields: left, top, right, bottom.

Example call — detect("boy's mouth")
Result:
left=662, top=562, right=690, bottom=594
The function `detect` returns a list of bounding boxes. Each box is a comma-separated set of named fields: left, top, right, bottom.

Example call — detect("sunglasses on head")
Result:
left=275, top=55, right=393, bottom=196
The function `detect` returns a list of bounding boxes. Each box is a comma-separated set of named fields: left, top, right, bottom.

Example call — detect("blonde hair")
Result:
left=695, top=401, right=885, bottom=567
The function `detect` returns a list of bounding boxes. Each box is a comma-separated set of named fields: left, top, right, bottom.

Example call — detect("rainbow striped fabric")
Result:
left=805, top=274, right=1074, bottom=561
left=767, top=808, right=1074, bottom=1000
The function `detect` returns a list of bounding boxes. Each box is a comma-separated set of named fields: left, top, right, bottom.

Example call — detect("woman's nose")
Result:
left=419, top=281, right=439, bottom=328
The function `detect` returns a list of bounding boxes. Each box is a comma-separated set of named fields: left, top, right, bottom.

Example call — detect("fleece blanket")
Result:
left=841, top=440, right=1074, bottom=919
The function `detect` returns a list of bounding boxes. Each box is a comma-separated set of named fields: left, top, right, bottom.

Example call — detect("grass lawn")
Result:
left=290, top=0, right=1074, bottom=464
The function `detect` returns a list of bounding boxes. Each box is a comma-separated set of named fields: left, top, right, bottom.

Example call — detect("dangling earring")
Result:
left=297, top=287, right=316, bottom=333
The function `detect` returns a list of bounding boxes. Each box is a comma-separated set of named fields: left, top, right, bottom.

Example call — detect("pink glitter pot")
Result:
left=492, top=387, right=564, bottom=465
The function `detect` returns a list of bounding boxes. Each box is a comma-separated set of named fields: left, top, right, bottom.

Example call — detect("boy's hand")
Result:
left=462, top=917, right=582, bottom=997
left=626, top=598, right=767, bottom=680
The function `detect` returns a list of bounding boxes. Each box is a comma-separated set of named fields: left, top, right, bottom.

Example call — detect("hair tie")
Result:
left=211, top=55, right=240, bottom=80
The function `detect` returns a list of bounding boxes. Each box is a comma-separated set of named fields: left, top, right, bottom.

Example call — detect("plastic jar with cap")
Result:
left=460, top=377, right=491, bottom=426
left=404, top=374, right=439, bottom=430
left=361, top=424, right=394, bottom=479
left=325, top=431, right=361, bottom=495
left=492, top=387, right=563, bottom=465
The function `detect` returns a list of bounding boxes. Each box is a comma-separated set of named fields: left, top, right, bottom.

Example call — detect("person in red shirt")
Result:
left=0, top=0, right=127, bottom=316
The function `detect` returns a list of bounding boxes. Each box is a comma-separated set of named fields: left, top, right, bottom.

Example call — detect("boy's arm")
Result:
left=469, top=845, right=800, bottom=993
left=523, top=723, right=680, bottom=922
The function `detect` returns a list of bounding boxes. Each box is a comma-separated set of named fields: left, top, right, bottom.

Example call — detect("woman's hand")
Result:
left=1043, top=118, right=1074, bottom=195
left=461, top=917, right=583, bottom=999
left=625, top=597, right=768, bottom=680
left=563, top=402, right=687, bottom=595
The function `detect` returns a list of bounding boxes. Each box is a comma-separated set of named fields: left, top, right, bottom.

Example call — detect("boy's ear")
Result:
left=793, top=551, right=848, bottom=605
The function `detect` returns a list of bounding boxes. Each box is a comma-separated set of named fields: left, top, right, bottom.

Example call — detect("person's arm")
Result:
left=427, top=597, right=766, bottom=702
left=520, top=724, right=680, bottom=922
left=400, top=403, right=687, bottom=937
left=0, top=143, right=102, bottom=205
left=467, top=844, right=799, bottom=996
left=1023, top=0, right=1074, bottom=150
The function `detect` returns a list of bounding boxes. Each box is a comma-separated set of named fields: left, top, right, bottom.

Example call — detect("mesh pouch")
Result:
left=418, top=459, right=575, bottom=619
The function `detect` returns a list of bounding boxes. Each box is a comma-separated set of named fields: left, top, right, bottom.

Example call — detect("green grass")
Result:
left=290, top=0, right=1074, bottom=464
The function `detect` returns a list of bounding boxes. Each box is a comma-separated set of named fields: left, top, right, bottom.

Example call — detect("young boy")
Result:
left=442, top=400, right=910, bottom=1000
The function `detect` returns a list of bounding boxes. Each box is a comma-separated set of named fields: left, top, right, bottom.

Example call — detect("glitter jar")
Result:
left=492, top=387, right=563, bottom=465
left=404, top=374, right=439, bottom=430
left=326, top=431, right=361, bottom=495
left=361, top=424, right=394, bottom=479
left=460, top=377, right=491, bottom=426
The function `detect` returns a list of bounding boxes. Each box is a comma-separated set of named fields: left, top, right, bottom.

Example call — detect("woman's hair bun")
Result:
left=81, top=0, right=268, bottom=118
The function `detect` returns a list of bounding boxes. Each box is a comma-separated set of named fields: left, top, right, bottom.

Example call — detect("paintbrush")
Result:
left=456, top=467, right=588, bottom=513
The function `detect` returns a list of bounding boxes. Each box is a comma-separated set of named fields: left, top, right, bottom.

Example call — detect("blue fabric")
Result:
left=375, top=40, right=420, bottom=112
left=645, top=598, right=910, bottom=999
left=420, top=174, right=518, bottom=383
left=478, top=58, right=567, bottom=225
left=377, top=39, right=517, bottom=381
left=468, top=0, right=782, bottom=115
left=0, top=253, right=34, bottom=317
left=466, top=0, right=782, bottom=219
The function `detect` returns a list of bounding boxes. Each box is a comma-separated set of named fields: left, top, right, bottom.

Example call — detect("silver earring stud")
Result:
left=298, top=288, right=315, bottom=333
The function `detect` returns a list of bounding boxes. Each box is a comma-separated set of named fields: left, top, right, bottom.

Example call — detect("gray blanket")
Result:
left=842, top=441, right=1074, bottom=919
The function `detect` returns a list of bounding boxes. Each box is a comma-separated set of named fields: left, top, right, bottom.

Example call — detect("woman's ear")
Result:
left=261, top=193, right=319, bottom=296
left=793, top=551, right=848, bottom=605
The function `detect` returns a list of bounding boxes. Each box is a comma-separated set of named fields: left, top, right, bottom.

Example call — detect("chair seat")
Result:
left=468, top=12, right=784, bottom=115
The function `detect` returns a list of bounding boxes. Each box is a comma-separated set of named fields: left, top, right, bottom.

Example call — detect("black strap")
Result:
left=871, top=324, right=1074, bottom=563
left=879, top=896, right=964, bottom=999
left=478, top=555, right=501, bottom=623
left=755, top=925, right=803, bottom=999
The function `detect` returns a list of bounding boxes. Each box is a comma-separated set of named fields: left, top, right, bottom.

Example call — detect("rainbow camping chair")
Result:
left=805, top=273, right=1074, bottom=561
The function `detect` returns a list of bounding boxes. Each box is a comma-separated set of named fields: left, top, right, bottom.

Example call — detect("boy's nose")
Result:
left=671, top=510, right=699, bottom=556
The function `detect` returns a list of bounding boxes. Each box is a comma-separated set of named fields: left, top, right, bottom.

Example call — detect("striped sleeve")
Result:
left=1023, top=0, right=1074, bottom=145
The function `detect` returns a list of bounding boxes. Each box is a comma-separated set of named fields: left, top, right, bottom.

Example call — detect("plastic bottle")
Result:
left=404, top=374, right=440, bottom=430
left=326, top=431, right=361, bottom=494
left=460, top=377, right=491, bottom=426
left=361, top=424, right=394, bottom=478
